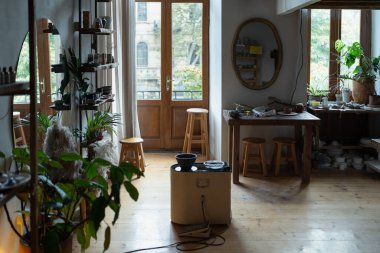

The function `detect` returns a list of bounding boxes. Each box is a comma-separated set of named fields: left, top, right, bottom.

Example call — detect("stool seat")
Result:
left=241, top=137, right=267, bottom=177
left=187, top=108, right=208, bottom=114
left=272, top=136, right=298, bottom=176
left=120, top=137, right=144, bottom=144
left=119, top=137, right=146, bottom=175
left=243, top=137, right=266, bottom=144
left=183, top=108, right=210, bottom=160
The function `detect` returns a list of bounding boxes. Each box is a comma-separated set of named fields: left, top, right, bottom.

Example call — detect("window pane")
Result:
left=310, top=9, right=330, bottom=92
left=340, top=10, right=361, bottom=90
left=171, top=3, right=203, bottom=101
left=135, top=2, right=161, bottom=100
left=137, top=2, right=147, bottom=22
left=50, top=33, right=62, bottom=102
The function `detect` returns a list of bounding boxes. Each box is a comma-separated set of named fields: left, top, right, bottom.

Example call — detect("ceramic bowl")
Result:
left=353, top=157, right=363, bottom=164
left=335, top=157, right=345, bottom=163
left=175, top=153, right=197, bottom=171
left=353, top=163, right=364, bottom=170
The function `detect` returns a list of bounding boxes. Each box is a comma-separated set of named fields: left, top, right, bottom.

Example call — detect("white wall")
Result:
left=218, top=0, right=307, bottom=161
left=0, top=0, right=75, bottom=163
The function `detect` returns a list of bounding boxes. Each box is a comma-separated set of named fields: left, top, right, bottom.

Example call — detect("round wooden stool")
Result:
left=119, top=137, right=146, bottom=174
left=13, top=111, right=27, bottom=147
left=182, top=108, right=210, bottom=160
left=241, top=137, right=267, bottom=177
left=271, top=137, right=298, bottom=176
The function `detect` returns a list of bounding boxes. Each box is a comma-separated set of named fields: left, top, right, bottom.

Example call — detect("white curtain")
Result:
left=112, top=0, right=140, bottom=146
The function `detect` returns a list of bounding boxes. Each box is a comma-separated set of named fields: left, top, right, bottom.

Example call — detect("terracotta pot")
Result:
left=352, top=80, right=371, bottom=104
left=369, top=95, right=380, bottom=106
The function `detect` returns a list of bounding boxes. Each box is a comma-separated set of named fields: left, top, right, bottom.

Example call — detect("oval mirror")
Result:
left=232, top=18, right=282, bottom=90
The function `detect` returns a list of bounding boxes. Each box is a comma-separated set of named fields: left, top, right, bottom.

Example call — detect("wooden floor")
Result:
left=71, top=153, right=380, bottom=253
left=2, top=152, right=380, bottom=252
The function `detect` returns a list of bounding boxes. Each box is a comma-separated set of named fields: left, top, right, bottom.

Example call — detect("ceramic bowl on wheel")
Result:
left=175, top=153, right=197, bottom=171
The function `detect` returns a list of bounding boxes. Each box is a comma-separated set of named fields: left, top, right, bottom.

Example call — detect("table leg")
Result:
left=232, top=123, right=240, bottom=184
left=294, top=125, right=302, bottom=174
left=228, top=124, right=232, bottom=167
left=302, top=125, right=312, bottom=184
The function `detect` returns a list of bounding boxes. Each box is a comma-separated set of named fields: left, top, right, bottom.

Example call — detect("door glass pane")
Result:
left=172, top=3, right=203, bottom=101
left=310, top=9, right=330, bottom=92
left=50, top=33, right=62, bottom=102
left=136, top=2, right=161, bottom=100
left=340, top=10, right=361, bottom=90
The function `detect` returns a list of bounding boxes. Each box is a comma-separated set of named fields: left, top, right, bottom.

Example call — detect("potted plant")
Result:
left=335, top=40, right=380, bottom=104
left=5, top=147, right=142, bottom=253
left=307, top=85, right=328, bottom=102
left=63, top=47, right=90, bottom=100
left=74, top=110, right=121, bottom=161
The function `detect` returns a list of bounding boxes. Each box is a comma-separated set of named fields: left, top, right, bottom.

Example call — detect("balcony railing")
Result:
left=137, top=90, right=202, bottom=100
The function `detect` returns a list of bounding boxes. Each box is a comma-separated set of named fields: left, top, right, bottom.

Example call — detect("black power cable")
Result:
left=124, top=195, right=227, bottom=253
left=290, top=10, right=304, bottom=104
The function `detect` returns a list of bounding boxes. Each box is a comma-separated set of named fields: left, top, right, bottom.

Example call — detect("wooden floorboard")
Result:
left=2, top=152, right=380, bottom=252
left=69, top=152, right=380, bottom=253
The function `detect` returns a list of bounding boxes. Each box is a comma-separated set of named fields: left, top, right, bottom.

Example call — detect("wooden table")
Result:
left=223, top=110, right=320, bottom=184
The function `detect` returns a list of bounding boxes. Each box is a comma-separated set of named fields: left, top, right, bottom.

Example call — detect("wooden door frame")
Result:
left=137, top=0, right=209, bottom=150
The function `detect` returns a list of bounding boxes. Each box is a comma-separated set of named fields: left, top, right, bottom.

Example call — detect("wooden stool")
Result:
left=182, top=108, right=210, bottom=159
left=119, top=137, right=146, bottom=174
left=271, top=137, right=298, bottom=176
left=13, top=112, right=27, bottom=147
left=241, top=137, right=267, bottom=177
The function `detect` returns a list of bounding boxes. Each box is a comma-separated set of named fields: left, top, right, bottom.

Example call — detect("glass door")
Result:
left=136, top=0, right=209, bottom=150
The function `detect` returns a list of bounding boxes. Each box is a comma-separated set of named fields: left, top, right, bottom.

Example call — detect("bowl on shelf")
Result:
left=175, top=153, right=197, bottom=171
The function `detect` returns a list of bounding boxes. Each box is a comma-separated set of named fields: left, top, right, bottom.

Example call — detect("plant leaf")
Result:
left=0, top=151, right=5, bottom=159
left=85, top=220, right=97, bottom=240
left=90, top=196, right=108, bottom=231
left=77, top=227, right=86, bottom=251
left=124, top=181, right=139, bottom=201
left=103, top=226, right=111, bottom=252
left=93, top=157, right=112, bottom=167
left=335, top=40, right=345, bottom=53
left=60, top=152, right=83, bottom=162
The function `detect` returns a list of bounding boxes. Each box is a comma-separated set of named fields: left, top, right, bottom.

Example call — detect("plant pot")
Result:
left=369, top=95, right=380, bottom=106
left=308, top=95, right=322, bottom=102
left=54, top=100, right=64, bottom=107
left=62, top=93, right=71, bottom=105
left=352, top=80, right=371, bottom=104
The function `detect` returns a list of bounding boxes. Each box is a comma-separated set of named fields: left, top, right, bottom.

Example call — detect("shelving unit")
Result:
left=0, top=0, right=38, bottom=252
left=233, top=45, right=261, bottom=87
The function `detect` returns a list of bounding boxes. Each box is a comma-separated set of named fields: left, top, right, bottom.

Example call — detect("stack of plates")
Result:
left=204, top=160, right=225, bottom=169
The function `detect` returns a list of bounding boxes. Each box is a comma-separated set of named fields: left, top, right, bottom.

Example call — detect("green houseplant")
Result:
left=335, top=40, right=380, bottom=104
left=5, top=147, right=142, bottom=253
left=307, top=85, right=328, bottom=101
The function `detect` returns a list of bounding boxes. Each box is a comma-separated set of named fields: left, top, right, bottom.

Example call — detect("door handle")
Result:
left=39, top=80, right=45, bottom=94
left=166, top=76, right=171, bottom=92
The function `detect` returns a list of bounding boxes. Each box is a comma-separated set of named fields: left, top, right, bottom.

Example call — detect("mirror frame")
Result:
left=231, top=18, right=283, bottom=90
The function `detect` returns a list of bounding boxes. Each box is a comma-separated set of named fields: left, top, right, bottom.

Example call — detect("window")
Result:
left=137, top=2, right=147, bottom=22
left=137, top=42, right=148, bottom=66
left=307, top=9, right=370, bottom=97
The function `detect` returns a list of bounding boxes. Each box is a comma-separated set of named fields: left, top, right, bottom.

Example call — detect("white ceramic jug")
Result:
left=322, top=97, right=329, bottom=108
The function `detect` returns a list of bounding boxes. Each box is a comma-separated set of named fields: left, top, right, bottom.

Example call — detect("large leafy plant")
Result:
left=63, top=47, right=90, bottom=96
left=335, top=40, right=380, bottom=95
left=6, top=147, right=142, bottom=253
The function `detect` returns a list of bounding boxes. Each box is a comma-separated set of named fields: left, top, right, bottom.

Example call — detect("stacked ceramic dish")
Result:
left=352, top=157, right=364, bottom=170
left=334, top=156, right=347, bottom=170
left=327, top=141, right=343, bottom=157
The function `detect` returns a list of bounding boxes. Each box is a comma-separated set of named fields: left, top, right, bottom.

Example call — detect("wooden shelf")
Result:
left=0, top=177, right=30, bottom=207
left=50, top=104, right=71, bottom=111
left=236, top=56, right=259, bottom=60
left=43, top=28, right=59, bottom=35
left=80, top=63, right=118, bottom=72
left=0, top=82, right=30, bottom=96
left=79, top=28, right=113, bottom=35
left=79, top=95, right=114, bottom=110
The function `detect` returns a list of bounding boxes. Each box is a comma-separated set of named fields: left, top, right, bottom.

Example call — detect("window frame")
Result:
left=307, top=9, right=371, bottom=99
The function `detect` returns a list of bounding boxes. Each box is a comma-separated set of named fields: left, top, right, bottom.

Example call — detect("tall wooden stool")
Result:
left=183, top=108, right=210, bottom=160
left=241, top=137, right=267, bottom=177
left=119, top=137, right=146, bottom=174
left=272, top=137, right=298, bottom=176
left=13, top=111, right=27, bottom=147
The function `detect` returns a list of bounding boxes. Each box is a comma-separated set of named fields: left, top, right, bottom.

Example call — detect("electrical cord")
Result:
left=124, top=195, right=227, bottom=253
left=290, top=10, right=304, bottom=105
